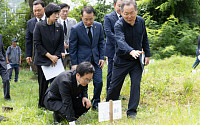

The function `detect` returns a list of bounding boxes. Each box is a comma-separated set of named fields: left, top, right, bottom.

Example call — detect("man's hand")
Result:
left=64, top=42, right=69, bottom=50
left=61, top=53, right=65, bottom=60
left=71, top=65, right=78, bottom=69
left=82, top=97, right=91, bottom=109
left=145, top=57, right=150, bottom=66
left=98, top=59, right=104, bottom=69
left=26, top=57, right=32, bottom=65
left=129, top=50, right=143, bottom=59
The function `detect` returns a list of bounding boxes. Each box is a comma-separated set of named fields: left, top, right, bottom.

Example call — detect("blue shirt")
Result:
left=6, top=45, right=21, bottom=64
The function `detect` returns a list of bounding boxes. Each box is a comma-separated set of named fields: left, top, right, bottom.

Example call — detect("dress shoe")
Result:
left=0, top=115, right=9, bottom=122
left=92, top=105, right=98, bottom=111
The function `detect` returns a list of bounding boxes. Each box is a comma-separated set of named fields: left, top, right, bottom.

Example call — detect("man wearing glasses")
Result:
left=44, top=62, right=94, bottom=124
left=106, top=0, right=151, bottom=119
left=58, top=3, right=77, bottom=69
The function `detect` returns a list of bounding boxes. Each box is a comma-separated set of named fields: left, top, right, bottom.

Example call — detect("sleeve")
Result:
left=104, top=15, right=116, bottom=45
left=25, top=22, right=33, bottom=57
left=81, top=85, right=88, bottom=98
left=98, top=24, right=105, bottom=60
left=114, top=22, right=134, bottom=54
left=55, top=25, right=64, bottom=57
left=6, top=46, right=10, bottom=57
left=33, top=23, right=48, bottom=56
left=141, top=20, right=151, bottom=57
left=58, top=80, right=76, bottom=121
left=19, top=47, right=22, bottom=56
left=69, top=27, right=78, bottom=65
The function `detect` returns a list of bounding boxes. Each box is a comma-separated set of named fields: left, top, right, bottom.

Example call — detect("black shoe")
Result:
left=127, top=114, right=141, bottom=119
left=0, top=115, right=9, bottom=122
left=92, top=105, right=98, bottom=111
left=4, top=98, right=11, bottom=101
left=53, top=112, right=61, bottom=124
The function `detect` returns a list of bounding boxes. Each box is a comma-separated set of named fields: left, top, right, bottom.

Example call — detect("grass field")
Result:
left=1, top=55, right=200, bottom=125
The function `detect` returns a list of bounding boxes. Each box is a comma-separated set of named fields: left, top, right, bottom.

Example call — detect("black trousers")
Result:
left=53, top=96, right=89, bottom=122
left=37, top=66, right=52, bottom=108
left=0, top=64, right=10, bottom=99
left=107, top=57, right=143, bottom=116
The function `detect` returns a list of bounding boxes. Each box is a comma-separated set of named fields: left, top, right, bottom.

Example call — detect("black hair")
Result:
left=81, top=6, right=95, bottom=16
left=121, top=0, right=137, bottom=12
left=45, top=3, right=61, bottom=18
left=76, top=62, right=95, bottom=77
left=59, top=3, right=70, bottom=10
left=33, top=0, right=45, bottom=8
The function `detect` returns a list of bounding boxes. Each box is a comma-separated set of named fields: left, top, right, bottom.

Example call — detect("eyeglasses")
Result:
left=84, top=78, right=93, bottom=83
left=123, top=11, right=137, bottom=16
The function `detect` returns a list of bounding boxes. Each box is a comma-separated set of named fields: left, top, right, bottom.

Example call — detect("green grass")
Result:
left=1, top=55, right=200, bottom=124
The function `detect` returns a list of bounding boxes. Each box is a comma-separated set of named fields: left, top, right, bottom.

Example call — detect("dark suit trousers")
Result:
left=91, top=61, right=103, bottom=107
left=52, top=96, right=89, bottom=122
left=37, top=66, right=52, bottom=108
left=0, top=64, right=10, bottom=99
left=106, top=57, right=113, bottom=92
left=107, top=57, right=143, bottom=116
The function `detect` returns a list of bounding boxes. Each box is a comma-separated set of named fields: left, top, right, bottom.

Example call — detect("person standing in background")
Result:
left=33, top=3, right=64, bottom=108
left=69, top=6, right=105, bottom=110
left=192, top=35, right=200, bottom=69
left=25, top=0, right=45, bottom=65
left=107, top=0, right=151, bottom=119
left=58, top=3, right=77, bottom=69
left=0, top=34, right=11, bottom=100
left=6, top=38, right=22, bottom=82
left=104, top=0, right=123, bottom=93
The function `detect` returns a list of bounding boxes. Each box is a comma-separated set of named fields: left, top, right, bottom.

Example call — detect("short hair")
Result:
left=76, top=62, right=95, bottom=77
left=45, top=3, right=61, bottom=18
left=59, top=3, right=70, bottom=10
left=121, top=0, right=137, bottom=12
left=33, top=0, right=45, bottom=8
left=81, top=6, right=95, bottom=16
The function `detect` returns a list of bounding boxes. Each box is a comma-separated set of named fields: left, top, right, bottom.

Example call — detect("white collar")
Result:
left=36, top=14, right=46, bottom=22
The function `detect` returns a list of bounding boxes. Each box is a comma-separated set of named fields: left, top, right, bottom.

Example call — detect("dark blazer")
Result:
left=33, top=21, right=64, bottom=66
left=44, top=70, right=88, bottom=117
left=0, top=34, right=7, bottom=69
left=104, top=11, right=119, bottom=58
left=69, top=21, right=105, bottom=65
left=25, top=17, right=37, bottom=58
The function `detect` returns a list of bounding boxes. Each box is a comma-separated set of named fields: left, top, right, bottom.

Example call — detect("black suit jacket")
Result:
left=44, top=70, right=88, bottom=118
left=0, top=34, right=7, bottom=69
left=33, top=20, right=64, bottom=66
left=25, top=17, right=37, bottom=58
left=104, top=11, right=119, bottom=58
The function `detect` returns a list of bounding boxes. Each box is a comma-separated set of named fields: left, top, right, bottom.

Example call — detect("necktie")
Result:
left=39, top=19, right=42, bottom=21
left=119, top=15, right=122, bottom=18
left=88, top=27, right=92, bottom=43
left=64, top=21, right=67, bottom=35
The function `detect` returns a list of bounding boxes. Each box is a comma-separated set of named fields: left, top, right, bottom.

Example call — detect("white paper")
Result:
left=41, top=59, right=65, bottom=80
left=7, top=64, right=11, bottom=69
left=69, top=121, right=76, bottom=125
left=98, top=100, right=122, bottom=122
